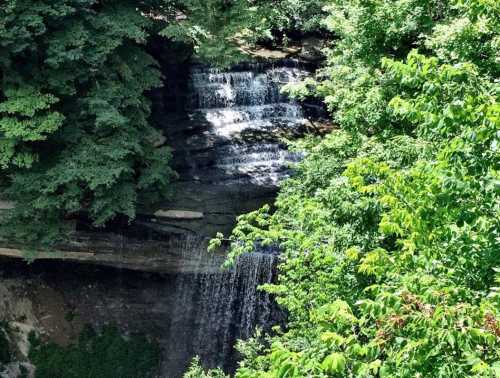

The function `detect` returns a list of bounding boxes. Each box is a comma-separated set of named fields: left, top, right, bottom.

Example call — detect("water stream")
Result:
left=165, top=248, right=280, bottom=374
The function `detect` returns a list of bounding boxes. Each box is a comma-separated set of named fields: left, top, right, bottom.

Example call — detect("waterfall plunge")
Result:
left=166, top=248, right=280, bottom=374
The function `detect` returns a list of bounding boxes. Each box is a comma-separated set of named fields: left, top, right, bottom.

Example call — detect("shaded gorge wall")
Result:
left=144, top=59, right=311, bottom=238
left=146, top=60, right=309, bottom=375
left=0, top=250, right=282, bottom=377
left=0, top=57, right=318, bottom=377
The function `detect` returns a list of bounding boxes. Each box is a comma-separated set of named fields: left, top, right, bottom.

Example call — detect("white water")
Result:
left=167, top=249, right=279, bottom=372
left=187, top=64, right=308, bottom=186
left=162, top=63, right=308, bottom=375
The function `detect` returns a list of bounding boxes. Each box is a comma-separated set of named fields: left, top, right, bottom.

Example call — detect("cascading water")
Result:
left=179, top=62, right=309, bottom=187
left=156, top=62, right=309, bottom=376
left=164, top=248, right=280, bottom=375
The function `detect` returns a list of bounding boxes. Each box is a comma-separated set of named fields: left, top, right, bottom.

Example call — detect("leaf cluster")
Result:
left=29, top=325, right=160, bottom=378
left=202, top=0, right=500, bottom=377
left=0, top=0, right=177, bottom=245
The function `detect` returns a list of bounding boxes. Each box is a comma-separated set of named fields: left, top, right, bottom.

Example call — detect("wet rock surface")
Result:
left=145, top=61, right=310, bottom=240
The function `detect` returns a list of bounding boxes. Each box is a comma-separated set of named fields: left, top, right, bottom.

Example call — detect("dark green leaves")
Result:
left=0, top=0, right=175, bottom=245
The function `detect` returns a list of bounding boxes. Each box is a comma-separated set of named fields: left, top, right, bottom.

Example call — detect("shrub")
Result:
left=29, top=325, right=160, bottom=378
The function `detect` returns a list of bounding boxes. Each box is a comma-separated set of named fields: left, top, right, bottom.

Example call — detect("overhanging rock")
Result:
left=0, top=231, right=227, bottom=275
left=154, top=210, right=204, bottom=220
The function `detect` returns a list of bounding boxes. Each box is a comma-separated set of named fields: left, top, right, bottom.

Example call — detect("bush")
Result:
left=184, top=357, right=228, bottom=378
left=29, top=325, right=160, bottom=378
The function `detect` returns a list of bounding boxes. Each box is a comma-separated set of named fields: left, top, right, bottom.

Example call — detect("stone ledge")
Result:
left=0, top=201, right=15, bottom=210
left=154, top=210, right=204, bottom=220
left=0, top=230, right=227, bottom=275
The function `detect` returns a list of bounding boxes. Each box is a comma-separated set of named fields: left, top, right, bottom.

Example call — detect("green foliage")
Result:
left=160, top=0, right=247, bottom=66
left=0, top=0, right=176, bottom=245
left=160, top=0, right=329, bottom=67
left=0, top=87, right=64, bottom=168
left=204, top=0, right=500, bottom=377
left=232, top=0, right=329, bottom=39
left=425, top=0, right=500, bottom=77
left=284, top=0, right=451, bottom=135
left=0, top=324, right=11, bottom=365
left=226, top=129, right=499, bottom=377
left=284, top=0, right=498, bottom=136
left=29, top=325, right=160, bottom=378
left=184, top=357, right=229, bottom=378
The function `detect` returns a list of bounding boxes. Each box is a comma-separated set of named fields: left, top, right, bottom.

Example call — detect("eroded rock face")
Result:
left=144, top=61, right=310, bottom=240
left=0, top=61, right=311, bottom=274
left=0, top=270, right=82, bottom=378
left=0, top=256, right=283, bottom=377
left=0, top=60, right=310, bottom=377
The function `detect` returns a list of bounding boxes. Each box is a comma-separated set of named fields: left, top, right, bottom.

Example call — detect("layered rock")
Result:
left=146, top=61, right=310, bottom=240
left=0, top=60, right=312, bottom=377
left=0, top=253, right=282, bottom=377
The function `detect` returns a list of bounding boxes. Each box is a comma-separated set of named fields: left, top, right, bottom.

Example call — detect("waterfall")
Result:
left=165, top=248, right=281, bottom=375
left=180, top=63, right=309, bottom=187
left=157, top=62, right=308, bottom=376
left=188, top=66, right=306, bottom=109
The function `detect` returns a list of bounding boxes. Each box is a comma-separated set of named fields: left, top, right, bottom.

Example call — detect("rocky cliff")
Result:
left=0, top=58, right=318, bottom=377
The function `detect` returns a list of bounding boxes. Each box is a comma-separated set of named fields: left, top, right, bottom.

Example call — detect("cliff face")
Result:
left=1, top=59, right=312, bottom=275
left=141, top=60, right=310, bottom=244
left=0, top=58, right=314, bottom=377
left=0, top=256, right=282, bottom=377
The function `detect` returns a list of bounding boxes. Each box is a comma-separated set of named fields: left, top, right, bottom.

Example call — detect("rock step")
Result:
left=154, top=210, right=204, bottom=220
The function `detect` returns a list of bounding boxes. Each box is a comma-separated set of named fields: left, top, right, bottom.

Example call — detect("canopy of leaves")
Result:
left=160, top=0, right=330, bottom=66
left=194, top=0, right=500, bottom=376
left=0, top=0, right=177, bottom=245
